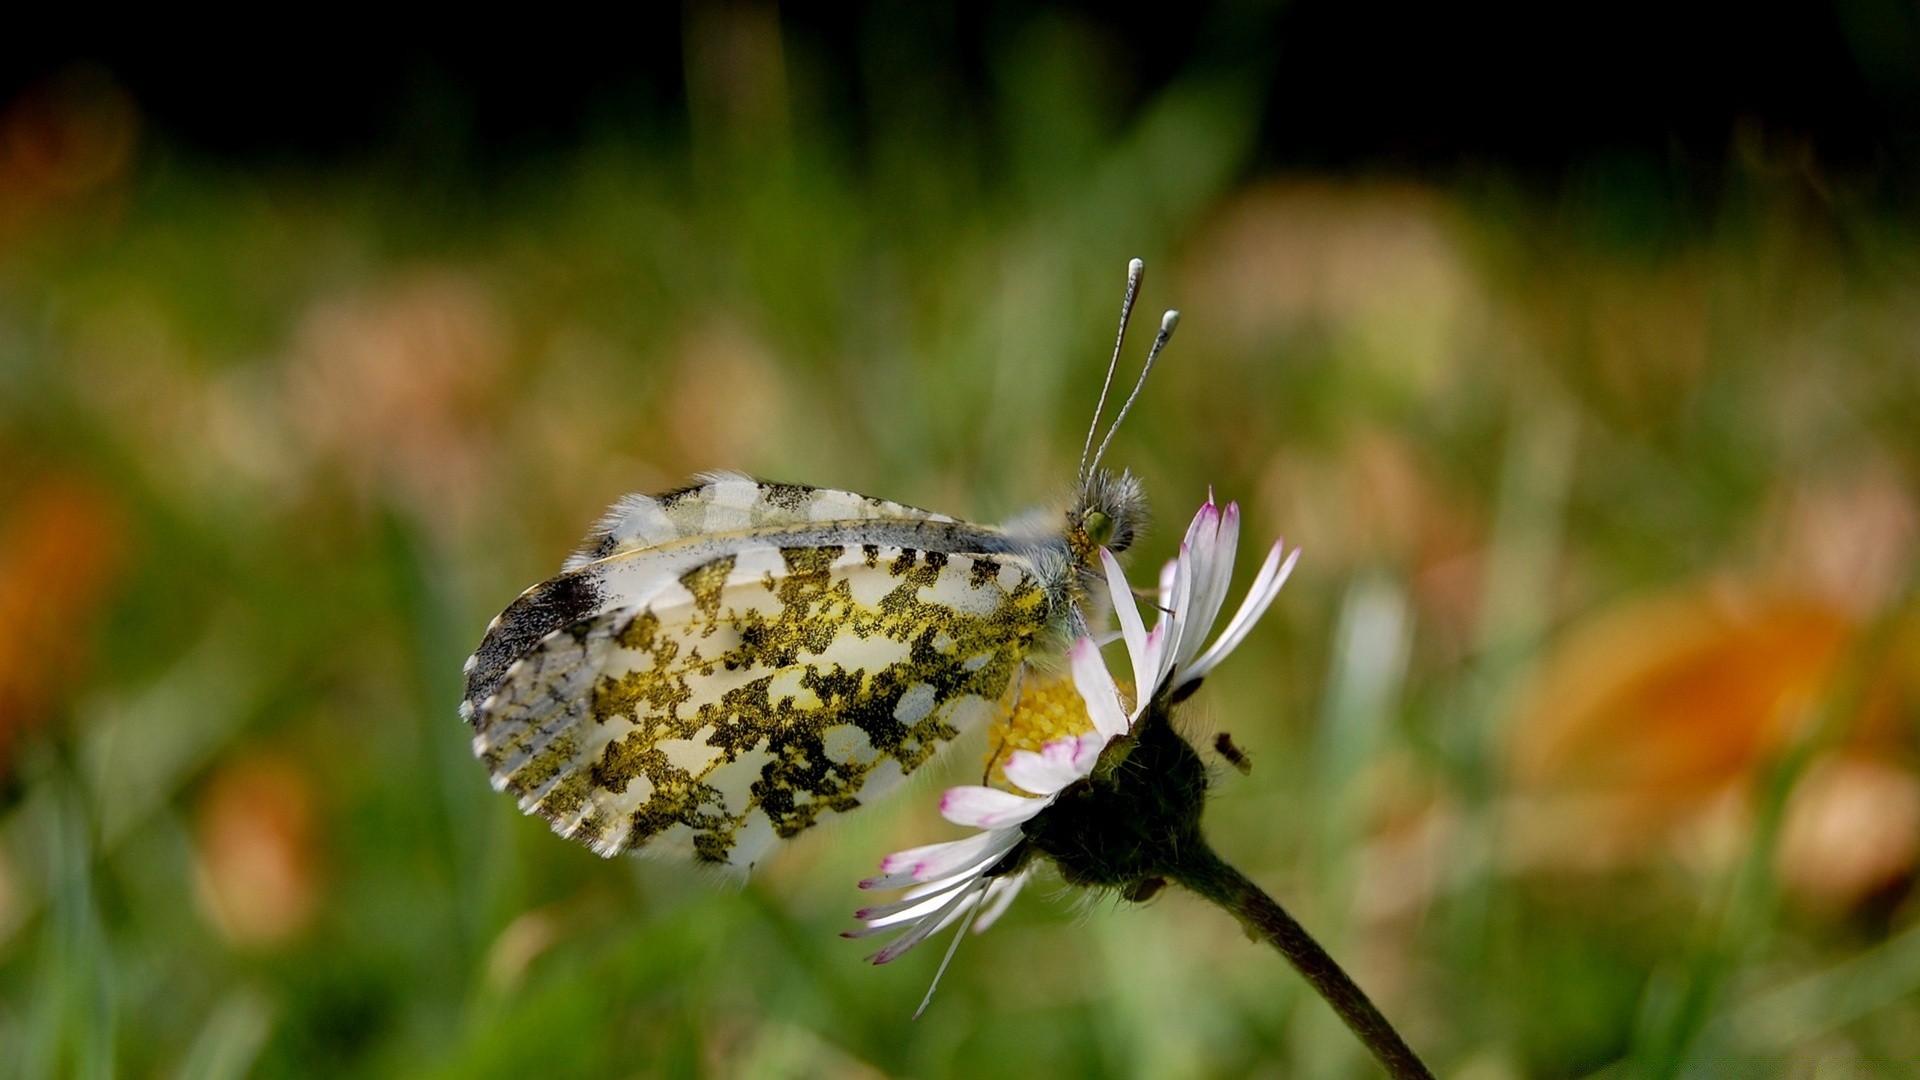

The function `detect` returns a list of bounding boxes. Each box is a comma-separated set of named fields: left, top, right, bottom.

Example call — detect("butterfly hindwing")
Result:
left=471, top=542, right=1051, bottom=869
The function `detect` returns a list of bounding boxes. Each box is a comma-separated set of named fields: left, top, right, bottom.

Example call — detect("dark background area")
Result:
left=7, top=1, right=1919, bottom=178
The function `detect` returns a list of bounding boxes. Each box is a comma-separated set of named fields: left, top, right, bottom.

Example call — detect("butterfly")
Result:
left=460, top=259, right=1180, bottom=871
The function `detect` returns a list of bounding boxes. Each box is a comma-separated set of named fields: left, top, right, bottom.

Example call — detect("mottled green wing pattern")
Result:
left=462, top=478, right=1023, bottom=725
left=470, top=542, right=1050, bottom=869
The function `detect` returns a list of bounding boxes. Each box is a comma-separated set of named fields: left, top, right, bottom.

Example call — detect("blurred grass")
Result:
left=4, top=11, right=1920, bottom=1079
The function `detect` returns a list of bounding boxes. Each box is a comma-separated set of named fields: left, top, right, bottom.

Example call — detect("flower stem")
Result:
left=1170, top=842, right=1434, bottom=1080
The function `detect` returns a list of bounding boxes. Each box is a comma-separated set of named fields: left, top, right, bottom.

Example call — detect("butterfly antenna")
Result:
left=1088, top=309, right=1179, bottom=475
left=1079, top=258, right=1145, bottom=482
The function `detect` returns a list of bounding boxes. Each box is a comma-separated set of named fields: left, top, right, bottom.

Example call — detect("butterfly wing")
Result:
left=461, top=475, right=1028, bottom=719
left=469, top=541, right=1051, bottom=869
left=561, top=471, right=957, bottom=570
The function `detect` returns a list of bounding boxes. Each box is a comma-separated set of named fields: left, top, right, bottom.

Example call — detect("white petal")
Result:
left=1180, top=497, right=1221, bottom=566
left=1069, top=637, right=1130, bottom=739
left=871, top=878, right=988, bottom=964
left=1002, top=734, right=1103, bottom=796
left=972, top=870, right=1030, bottom=932
left=863, top=828, right=1008, bottom=890
left=940, top=785, right=1048, bottom=829
left=1182, top=497, right=1225, bottom=596
left=1101, top=548, right=1149, bottom=682
left=1182, top=542, right=1297, bottom=688
left=1187, top=501, right=1240, bottom=658
left=1069, top=731, right=1105, bottom=771
left=901, top=875, right=959, bottom=901
left=1134, top=622, right=1170, bottom=713
left=1162, top=543, right=1197, bottom=683
left=1000, top=749, right=1073, bottom=798
left=916, top=880, right=989, bottom=939
left=913, top=884, right=991, bottom=1018
left=853, top=873, right=980, bottom=929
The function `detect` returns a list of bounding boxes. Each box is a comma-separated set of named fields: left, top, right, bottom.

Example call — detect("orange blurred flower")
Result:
left=193, top=752, right=323, bottom=948
left=1506, top=581, right=1919, bottom=906
left=1511, top=587, right=1851, bottom=812
left=0, top=476, right=126, bottom=772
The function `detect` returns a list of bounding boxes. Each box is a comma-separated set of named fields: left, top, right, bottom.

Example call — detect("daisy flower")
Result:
left=848, top=495, right=1297, bottom=1012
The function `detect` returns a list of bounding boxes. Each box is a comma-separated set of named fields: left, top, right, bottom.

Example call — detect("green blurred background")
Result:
left=5, top=4, right=1920, bottom=1076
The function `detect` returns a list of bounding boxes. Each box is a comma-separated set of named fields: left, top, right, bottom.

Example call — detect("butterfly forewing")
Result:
left=471, top=541, right=1051, bottom=869
left=462, top=477, right=1026, bottom=722
left=561, top=471, right=957, bottom=571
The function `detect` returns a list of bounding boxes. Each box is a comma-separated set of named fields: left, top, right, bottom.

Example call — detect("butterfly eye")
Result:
left=1083, top=510, right=1115, bottom=548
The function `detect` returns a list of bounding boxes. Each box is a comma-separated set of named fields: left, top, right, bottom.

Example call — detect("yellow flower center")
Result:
left=982, top=669, right=1132, bottom=793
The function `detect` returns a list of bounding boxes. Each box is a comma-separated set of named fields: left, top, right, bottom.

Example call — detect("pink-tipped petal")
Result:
left=1180, top=501, right=1224, bottom=631
left=1069, top=731, right=1105, bottom=770
left=1002, top=733, right=1103, bottom=796
left=844, top=917, right=916, bottom=940
left=1069, top=637, right=1130, bottom=738
left=870, top=879, right=988, bottom=965
left=940, top=786, right=1047, bottom=829
left=855, top=875, right=974, bottom=924
left=851, top=882, right=981, bottom=936
left=1183, top=496, right=1221, bottom=550
left=1183, top=542, right=1297, bottom=687
left=862, top=829, right=1006, bottom=890
left=1187, top=501, right=1241, bottom=658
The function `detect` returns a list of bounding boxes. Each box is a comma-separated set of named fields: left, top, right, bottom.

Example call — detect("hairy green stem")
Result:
left=1170, top=843, right=1434, bottom=1080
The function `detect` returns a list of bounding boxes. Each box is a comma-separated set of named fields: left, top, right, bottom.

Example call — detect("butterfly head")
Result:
left=1069, top=467, right=1146, bottom=561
